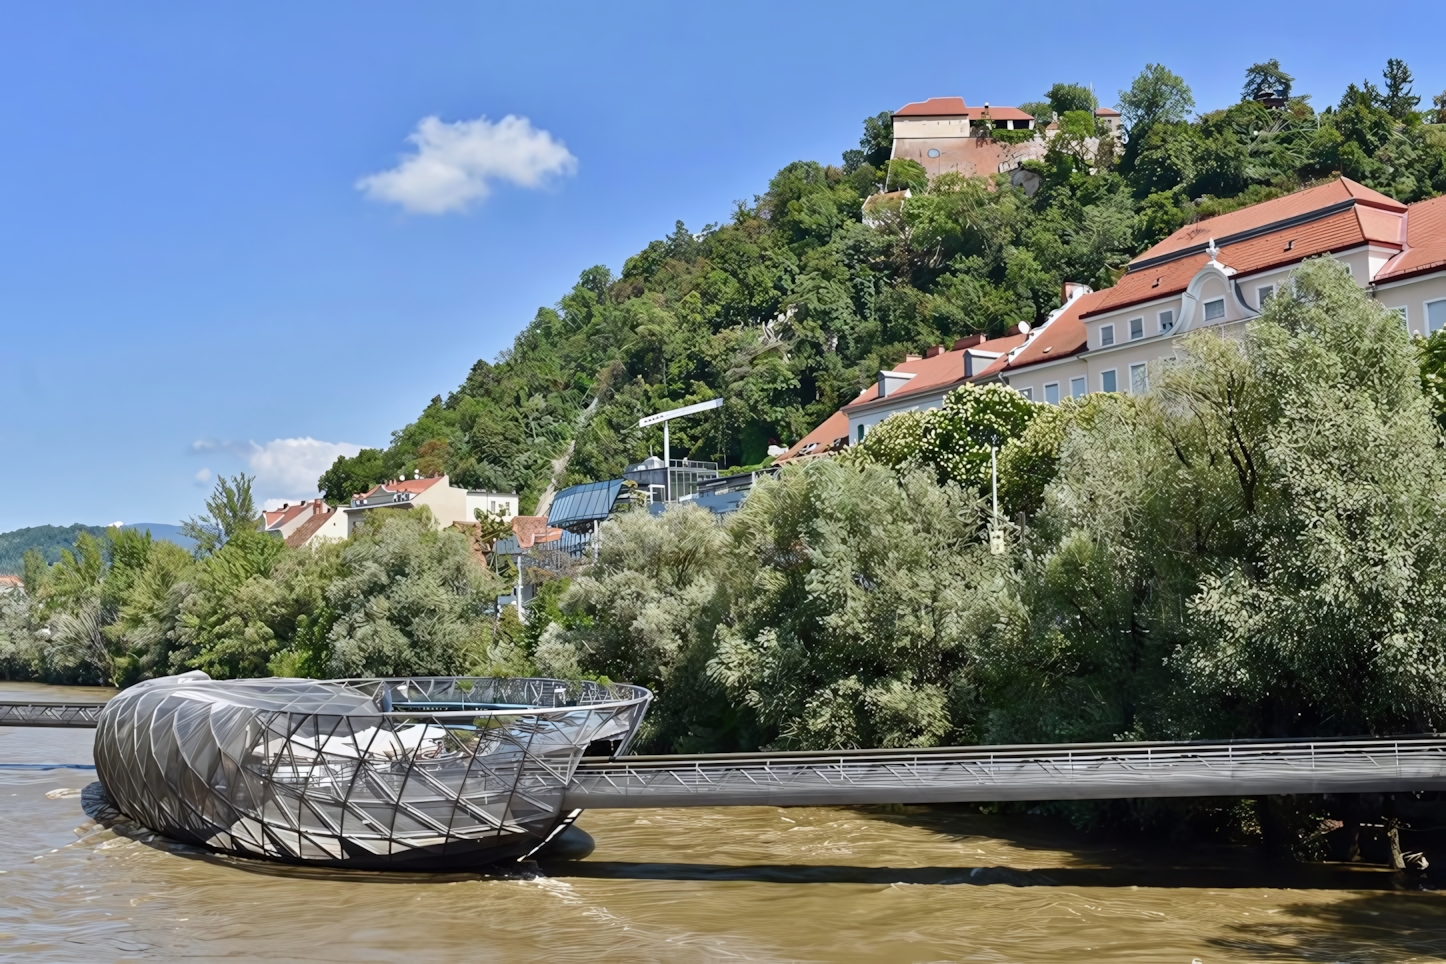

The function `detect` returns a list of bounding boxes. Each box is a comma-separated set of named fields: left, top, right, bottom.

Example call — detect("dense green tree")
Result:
left=1046, top=82, right=1098, bottom=117
left=1118, top=64, right=1195, bottom=138
left=324, top=509, right=501, bottom=677
left=982, top=261, right=1446, bottom=745
left=711, top=460, right=1007, bottom=749
left=1381, top=57, right=1421, bottom=121
left=181, top=474, right=260, bottom=555
left=1242, top=59, right=1294, bottom=102
left=537, top=504, right=737, bottom=751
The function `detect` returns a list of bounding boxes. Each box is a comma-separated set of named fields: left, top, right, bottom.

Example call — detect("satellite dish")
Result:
left=1017, top=321, right=1032, bottom=334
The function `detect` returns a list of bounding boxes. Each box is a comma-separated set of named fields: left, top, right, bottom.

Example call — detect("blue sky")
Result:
left=1, top=1, right=1441, bottom=531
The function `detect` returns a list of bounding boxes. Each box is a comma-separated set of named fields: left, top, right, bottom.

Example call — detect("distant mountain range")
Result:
left=0, top=523, right=196, bottom=575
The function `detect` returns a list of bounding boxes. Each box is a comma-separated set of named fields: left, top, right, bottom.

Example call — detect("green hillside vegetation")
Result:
left=0, top=524, right=111, bottom=574
left=319, top=59, right=1446, bottom=510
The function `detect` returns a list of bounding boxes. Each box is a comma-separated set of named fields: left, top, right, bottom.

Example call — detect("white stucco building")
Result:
left=781, top=178, right=1446, bottom=461
left=976, top=179, right=1446, bottom=401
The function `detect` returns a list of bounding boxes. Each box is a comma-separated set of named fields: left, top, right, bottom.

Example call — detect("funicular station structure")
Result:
left=5, top=673, right=1446, bottom=870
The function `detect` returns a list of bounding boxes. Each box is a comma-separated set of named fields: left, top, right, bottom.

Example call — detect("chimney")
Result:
left=904, top=353, right=922, bottom=361
left=924, top=345, right=946, bottom=358
left=952, top=334, right=985, bottom=351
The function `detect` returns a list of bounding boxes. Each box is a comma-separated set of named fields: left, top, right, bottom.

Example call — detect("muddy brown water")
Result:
left=2, top=681, right=1445, bottom=962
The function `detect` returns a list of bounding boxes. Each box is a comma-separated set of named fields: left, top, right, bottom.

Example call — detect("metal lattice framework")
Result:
left=93, top=673, right=650, bottom=869
left=0, top=700, right=106, bottom=727
left=563, top=738, right=1446, bottom=809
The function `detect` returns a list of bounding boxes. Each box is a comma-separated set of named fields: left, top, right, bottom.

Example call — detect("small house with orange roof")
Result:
left=344, top=473, right=472, bottom=536
left=262, top=499, right=332, bottom=543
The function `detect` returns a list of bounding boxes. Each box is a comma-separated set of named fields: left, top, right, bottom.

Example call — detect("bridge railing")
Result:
left=564, top=737, right=1446, bottom=808
left=0, top=701, right=107, bottom=728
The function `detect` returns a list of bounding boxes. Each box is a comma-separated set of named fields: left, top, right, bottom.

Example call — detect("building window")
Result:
left=927, top=148, right=940, bottom=158
left=1044, top=382, right=1060, bottom=405
left=1100, top=324, right=1115, bottom=347
left=1130, top=362, right=1148, bottom=394
left=1257, top=285, right=1274, bottom=308
left=1429, top=300, right=1446, bottom=334
left=1129, top=318, right=1144, bottom=340
left=856, top=423, right=867, bottom=443
left=1070, top=376, right=1086, bottom=398
left=1018, top=386, right=1033, bottom=400
left=1203, top=298, right=1225, bottom=321
left=1390, top=306, right=1408, bottom=330
left=1100, top=369, right=1117, bottom=393
left=1158, top=309, right=1174, bottom=333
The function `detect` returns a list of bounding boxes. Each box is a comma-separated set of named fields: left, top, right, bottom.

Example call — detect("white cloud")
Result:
left=357, top=114, right=577, bottom=214
left=241, top=437, right=362, bottom=496
left=194, top=467, right=212, bottom=485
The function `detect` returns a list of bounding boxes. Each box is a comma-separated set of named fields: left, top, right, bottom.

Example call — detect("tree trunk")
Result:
left=1385, top=817, right=1406, bottom=871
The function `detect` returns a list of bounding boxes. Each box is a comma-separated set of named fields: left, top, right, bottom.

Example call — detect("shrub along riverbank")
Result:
left=7, top=175, right=1446, bottom=859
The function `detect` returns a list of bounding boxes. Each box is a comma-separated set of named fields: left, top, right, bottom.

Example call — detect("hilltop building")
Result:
left=889, top=96, right=1121, bottom=181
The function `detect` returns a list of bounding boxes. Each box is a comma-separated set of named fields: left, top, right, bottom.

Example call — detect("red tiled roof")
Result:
left=1141, top=178, right=1403, bottom=263
left=987, top=289, right=1111, bottom=373
left=895, top=97, right=969, bottom=117
left=361, top=476, right=445, bottom=499
left=893, top=98, right=1035, bottom=123
left=285, top=509, right=335, bottom=548
left=842, top=335, right=1032, bottom=411
left=972, top=106, right=1036, bottom=122
left=263, top=502, right=314, bottom=531
left=1094, top=107, right=1121, bottom=116
left=1086, top=206, right=1391, bottom=317
left=1081, top=179, right=1409, bottom=319
left=0, top=574, right=23, bottom=588
left=511, top=515, right=563, bottom=550
left=774, top=410, right=850, bottom=464
left=1378, top=195, right=1446, bottom=283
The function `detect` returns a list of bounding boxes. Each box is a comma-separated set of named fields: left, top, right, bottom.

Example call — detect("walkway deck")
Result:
left=7, top=702, right=1445, bottom=804
left=564, top=738, right=1446, bottom=808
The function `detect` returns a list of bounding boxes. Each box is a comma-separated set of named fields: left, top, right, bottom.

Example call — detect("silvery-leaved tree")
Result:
left=985, top=258, right=1446, bottom=743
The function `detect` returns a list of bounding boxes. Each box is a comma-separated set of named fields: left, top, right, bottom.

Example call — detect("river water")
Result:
left=2, top=682, right=1445, bottom=962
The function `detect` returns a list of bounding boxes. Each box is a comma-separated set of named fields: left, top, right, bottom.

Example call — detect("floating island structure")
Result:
left=94, top=672, right=650, bottom=869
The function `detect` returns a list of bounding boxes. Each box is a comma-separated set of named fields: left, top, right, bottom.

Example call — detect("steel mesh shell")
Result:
left=93, top=674, right=650, bottom=869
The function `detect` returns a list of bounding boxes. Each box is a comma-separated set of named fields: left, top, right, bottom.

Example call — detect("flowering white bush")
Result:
left=845, top=382, right=1042, bottom=490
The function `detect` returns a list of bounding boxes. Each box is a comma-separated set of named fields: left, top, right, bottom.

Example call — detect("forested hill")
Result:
left=319, top=61, right=1446, bottom=512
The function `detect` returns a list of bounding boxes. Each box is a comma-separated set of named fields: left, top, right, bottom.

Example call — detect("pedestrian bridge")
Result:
left=6, top=700, right=1446, bottom=806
